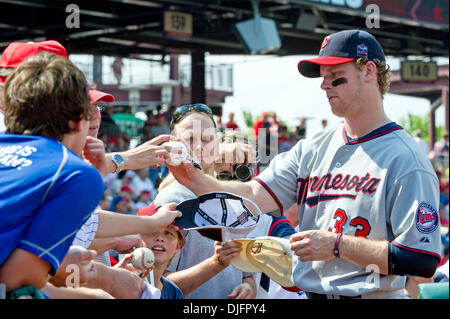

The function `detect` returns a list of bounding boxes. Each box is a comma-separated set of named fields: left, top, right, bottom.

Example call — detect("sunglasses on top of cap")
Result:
left=170, top=103, right=214, bottom=128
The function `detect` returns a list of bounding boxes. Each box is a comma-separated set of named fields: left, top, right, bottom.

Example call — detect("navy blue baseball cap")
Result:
left=174, top=192, right=261, bottom=242
left=298, top=29, right=386, bottom=78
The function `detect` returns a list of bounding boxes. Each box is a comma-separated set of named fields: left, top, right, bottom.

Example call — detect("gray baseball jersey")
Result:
left=256, top=122, right=441, bottom=297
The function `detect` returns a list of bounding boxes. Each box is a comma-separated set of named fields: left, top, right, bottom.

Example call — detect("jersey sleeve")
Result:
left=254, top=142, right=302, bottom=215
left=387, top=169, right=442, bottom=261
left=268, top=216, right=296, bottom=239
left=17, top=165, right=104, bottom=275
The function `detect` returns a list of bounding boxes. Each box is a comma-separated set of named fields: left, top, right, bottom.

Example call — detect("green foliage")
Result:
left=399, top=112, right=444, bottom=144
left=241, top=108, right=254, bottom=128
left=240, top=109, right=255, bottom=141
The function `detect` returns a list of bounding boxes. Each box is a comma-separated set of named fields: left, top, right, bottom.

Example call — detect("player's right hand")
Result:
left=165, top=159, right=204, bottom=190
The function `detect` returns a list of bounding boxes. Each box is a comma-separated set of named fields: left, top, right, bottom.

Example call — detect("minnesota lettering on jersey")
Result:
left=297, top=172, right=381, bottom=207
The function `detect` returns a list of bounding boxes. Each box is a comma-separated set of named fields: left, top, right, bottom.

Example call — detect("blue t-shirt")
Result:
left=160, top=276, right=183, bottom=299
left=0, top=135, right=104, bottom=275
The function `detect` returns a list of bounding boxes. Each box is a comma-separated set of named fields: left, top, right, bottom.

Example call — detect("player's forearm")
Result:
left=187, top=172, right=243, bottom=196
left=190, top=175, right=277, bottom=214
left=164, top=256, right=227, bottom=296
left=339, top=235, right=389, bottom=275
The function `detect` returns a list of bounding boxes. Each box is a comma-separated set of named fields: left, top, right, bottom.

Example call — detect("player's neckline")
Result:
left=343, top=122, right=403, bottom=145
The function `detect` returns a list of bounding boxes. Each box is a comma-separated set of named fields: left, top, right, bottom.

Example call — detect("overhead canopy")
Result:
left=0, top=0, right=448, bottom=59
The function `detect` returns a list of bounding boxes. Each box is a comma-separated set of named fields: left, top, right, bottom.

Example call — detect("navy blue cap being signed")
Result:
left=174, top=192, right=261, bottom=242
left=298, top=29, right=386, bottom=78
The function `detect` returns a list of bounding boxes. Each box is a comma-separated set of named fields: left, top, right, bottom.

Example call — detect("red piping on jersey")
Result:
left=343, top=126, right=403, bottom=145
left=254, top=177, right=284, bottom=215
left=392, top=241, right=442, bottom=261
left=268, top=218, right=292, bottom=236
left=282, top=285, right=303, bottom=293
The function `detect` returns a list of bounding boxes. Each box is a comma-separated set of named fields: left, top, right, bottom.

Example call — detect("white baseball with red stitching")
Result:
left=131, top=247, right=155, bottom=270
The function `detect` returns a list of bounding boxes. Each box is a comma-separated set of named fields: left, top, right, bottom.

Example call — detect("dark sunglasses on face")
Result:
left=96, top=103, right=106, bottom=112
left=170, top=103, right=214, bottom=126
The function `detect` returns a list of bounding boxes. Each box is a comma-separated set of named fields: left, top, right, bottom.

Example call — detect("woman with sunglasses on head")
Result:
left=153, top=103, right=257, bottom=299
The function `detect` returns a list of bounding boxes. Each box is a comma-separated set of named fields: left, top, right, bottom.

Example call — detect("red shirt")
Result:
left=253, top=119, right=265, bottom=140
left=225, top=122, right=239, bottom=130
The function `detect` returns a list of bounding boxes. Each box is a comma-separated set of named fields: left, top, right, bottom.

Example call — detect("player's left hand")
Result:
left=289, top=230, right=337, bottom=261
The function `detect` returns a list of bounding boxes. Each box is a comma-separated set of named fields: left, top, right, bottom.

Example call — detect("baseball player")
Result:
left=167, top=29, right=442, bottom=298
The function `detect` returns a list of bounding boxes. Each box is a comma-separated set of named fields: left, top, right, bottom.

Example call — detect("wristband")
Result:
left=333, top=233, right=343, bottom=258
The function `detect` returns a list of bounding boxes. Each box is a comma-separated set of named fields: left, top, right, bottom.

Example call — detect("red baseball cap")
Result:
left=0, top=40, right=67, bottom=83
left=137, top=204, right=160, bottom=217
left=0, top=40, right=67, bottom=69
left=89, top=89, right=115, bottom=104
left=138, top=204, right=186, bottom=242
left=120, top=184, right=134, bottom=194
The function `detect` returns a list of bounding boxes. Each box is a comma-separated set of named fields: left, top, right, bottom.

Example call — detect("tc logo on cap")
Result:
left=320, top=36, right=330, bottom=50
left=357, top=43, right=368, bottom=58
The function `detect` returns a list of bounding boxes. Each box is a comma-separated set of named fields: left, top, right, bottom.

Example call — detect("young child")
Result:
left=136, top=205, right=184, bottom=299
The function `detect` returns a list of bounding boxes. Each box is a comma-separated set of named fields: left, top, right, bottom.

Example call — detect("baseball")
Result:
left=69, top=245, right=94, bottom=271
left=131, top=247, right=155, bottom=270
left=165, top=141, right=189, bottom=165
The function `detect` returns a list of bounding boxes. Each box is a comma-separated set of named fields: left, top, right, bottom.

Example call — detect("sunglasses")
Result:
left=96, top=103, right=106, bottom=112
left=170, top=103, right=214, bottom=128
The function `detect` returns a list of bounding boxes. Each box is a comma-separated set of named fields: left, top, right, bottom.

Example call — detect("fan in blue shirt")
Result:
left=0, top=52, right=104, bottom=294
